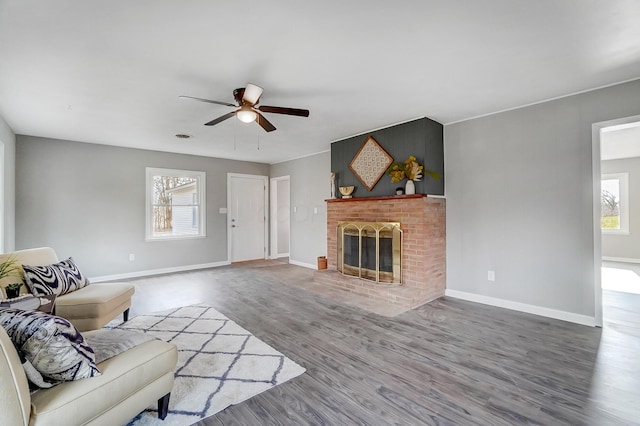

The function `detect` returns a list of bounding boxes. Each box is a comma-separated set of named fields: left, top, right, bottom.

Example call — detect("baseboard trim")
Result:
left=90, top=261, right=231, bottom=283
left=602, top=256, right=640, bottom=264
left=270, top=253, right=290, bottom=260
left=288, top=259, right=318, bottom=270
left=444, top=289, right=596, bottom=327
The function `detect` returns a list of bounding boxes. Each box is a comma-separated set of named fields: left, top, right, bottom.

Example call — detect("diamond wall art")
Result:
left=349, top=136, right=393, bottom=191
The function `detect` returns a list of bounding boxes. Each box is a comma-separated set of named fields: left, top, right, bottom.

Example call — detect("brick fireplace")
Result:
left=315, top=194, right=446, bottom=310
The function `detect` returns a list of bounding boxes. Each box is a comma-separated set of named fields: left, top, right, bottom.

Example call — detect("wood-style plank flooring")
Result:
left=126, top=261, right=640, bottom=425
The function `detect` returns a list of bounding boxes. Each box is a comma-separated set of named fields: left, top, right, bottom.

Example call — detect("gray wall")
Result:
left=270, top=152, right=330, bottom=266
left=602, top=157, right=640, bottom=260
left=0, top=114, right=15, bottom=252
left=331, top=117, right=444, bottom=196
left=16, top=136, right=268, bottom=277
left=445, top=79, right=640, bottom=318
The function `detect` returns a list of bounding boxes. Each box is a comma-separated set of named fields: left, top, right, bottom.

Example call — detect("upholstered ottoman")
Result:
left=56, top=283, right=135, bottom=332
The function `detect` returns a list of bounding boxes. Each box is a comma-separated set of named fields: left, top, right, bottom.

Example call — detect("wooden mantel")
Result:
left=325, top=194, right=427, bottom=203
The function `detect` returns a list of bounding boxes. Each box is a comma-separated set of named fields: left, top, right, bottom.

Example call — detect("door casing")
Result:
left=270, top=175, right=291, bottom=258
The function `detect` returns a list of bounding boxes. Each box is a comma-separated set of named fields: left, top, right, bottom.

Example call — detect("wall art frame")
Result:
left=348, top=136, right=393, bottom=191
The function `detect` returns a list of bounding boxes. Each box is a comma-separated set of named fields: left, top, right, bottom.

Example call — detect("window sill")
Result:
left=145, top=235, right=207, bottom=242
left=602, top=230, right=630, bottom=236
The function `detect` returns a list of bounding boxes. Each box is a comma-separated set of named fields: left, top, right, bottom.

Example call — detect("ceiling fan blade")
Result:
left=204, top=111, right=236, bottom=126
left=242, top=83, right=263, bottom=106
left=256, top=112, right=276, bottom=132
left=258, top=105, right=310, bottom=117
left=179, top=95, right=236, bottom=107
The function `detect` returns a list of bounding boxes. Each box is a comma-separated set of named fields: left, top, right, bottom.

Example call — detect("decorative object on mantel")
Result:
left=405, top=179, right=416, bottom=195
left=396, top=187, right=404, bottom=195
left=386, top=155, right=441, bottom=195
left=339, top=185, right=355, bottom=198
left=330, top=172, right=336, bottom=199
left=349, top=136, right=393, bottom=191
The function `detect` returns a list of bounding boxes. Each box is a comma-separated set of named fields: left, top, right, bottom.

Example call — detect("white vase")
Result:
left=405, top=179, right=415, bottom=195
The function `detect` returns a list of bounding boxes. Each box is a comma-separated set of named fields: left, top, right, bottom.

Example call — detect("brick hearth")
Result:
left=315, top=194, right=446, bottom=310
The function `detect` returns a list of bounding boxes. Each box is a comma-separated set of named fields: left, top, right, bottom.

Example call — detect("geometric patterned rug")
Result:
left=106, top=304, right=306, bottom=425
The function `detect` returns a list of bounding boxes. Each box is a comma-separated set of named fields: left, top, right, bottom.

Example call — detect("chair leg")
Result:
left=123, top=308, right=130, bottom=322
left=158, top=393, right=171, bottom=420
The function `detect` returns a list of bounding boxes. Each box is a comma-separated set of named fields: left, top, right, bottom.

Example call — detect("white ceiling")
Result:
left=1, top=1, right=640, bottom=164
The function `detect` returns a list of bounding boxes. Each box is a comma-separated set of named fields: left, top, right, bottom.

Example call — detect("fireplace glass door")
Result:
left=337, top=222, right=402, bottom=284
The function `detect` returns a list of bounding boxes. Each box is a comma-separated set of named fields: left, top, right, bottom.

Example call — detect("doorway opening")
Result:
left=270, top=176, right=290, bottom=259
left=593, top=116, right=640, bottom=327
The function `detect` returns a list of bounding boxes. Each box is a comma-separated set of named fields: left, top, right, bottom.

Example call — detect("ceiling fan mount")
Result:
left=180, top=83, right=309, bottom=132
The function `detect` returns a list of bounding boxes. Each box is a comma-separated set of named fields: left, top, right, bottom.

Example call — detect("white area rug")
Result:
left=107, top=305, right=306, bottom=425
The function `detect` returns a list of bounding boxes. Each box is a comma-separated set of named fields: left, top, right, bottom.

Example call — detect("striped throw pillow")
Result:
left=22, top=257, right=90, bottom=296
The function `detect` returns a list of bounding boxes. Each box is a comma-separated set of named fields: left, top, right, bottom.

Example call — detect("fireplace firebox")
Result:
left=337, top=222, right=402, bottom=284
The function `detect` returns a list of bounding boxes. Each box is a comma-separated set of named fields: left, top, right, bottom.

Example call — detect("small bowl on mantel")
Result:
left=339, top=186, right=355, bottom=198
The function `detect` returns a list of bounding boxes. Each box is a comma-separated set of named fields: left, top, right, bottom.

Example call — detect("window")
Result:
left=146, top=167, right=206, bottom=240
left=601, top=173, right=629, bottom=234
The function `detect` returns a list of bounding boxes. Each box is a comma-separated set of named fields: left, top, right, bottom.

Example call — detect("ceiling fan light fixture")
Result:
left=182, top=83, right=308, bottom=132
left=237, top=107, right=257, bottom=123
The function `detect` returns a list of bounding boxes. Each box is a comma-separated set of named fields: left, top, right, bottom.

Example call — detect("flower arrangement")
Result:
left=387, top=155, right=440, bottom=183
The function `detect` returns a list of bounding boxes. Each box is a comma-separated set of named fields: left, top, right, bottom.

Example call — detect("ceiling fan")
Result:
left=179, top=83, right=309, bottom=132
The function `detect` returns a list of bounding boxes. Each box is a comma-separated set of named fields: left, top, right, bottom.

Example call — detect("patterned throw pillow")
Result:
left=0, top=308, right=101, bottom=384
left=18, top=351, right=54, bottom=389
left=22, top=257, right=90, bottom=296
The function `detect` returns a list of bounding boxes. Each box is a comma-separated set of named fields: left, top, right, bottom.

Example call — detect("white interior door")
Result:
left=228, top=173, right=267, bottom=262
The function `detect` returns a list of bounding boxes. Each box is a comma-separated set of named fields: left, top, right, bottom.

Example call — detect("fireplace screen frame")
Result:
left=337, top=221, right=402, bottom=284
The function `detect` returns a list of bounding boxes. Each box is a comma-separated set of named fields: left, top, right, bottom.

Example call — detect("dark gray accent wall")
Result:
left=330, top=117, right=444, bottom=197
left=16, top=136, right=268, bottom=277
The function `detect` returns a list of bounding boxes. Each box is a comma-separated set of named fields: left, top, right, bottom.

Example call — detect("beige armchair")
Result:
left=0, top=325, right=178, bottom=425
left=0, top=248, right=134, bottom=332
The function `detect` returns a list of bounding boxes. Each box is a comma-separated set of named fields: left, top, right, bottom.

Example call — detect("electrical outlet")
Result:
left=129, top=253, right=135, bottom=262
left=487, top=270, right=495, bottom=281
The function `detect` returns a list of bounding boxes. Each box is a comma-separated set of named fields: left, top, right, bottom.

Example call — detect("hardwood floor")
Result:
left=126, top=261, right=640, bottom=425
